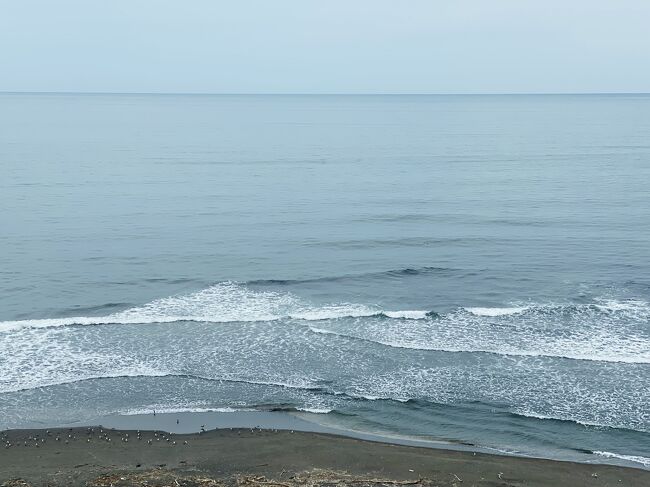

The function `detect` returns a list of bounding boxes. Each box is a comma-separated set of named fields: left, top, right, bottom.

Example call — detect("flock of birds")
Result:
left=2, top=424, right=291, bottom=450
left=1, top=427, right=191, bottom=449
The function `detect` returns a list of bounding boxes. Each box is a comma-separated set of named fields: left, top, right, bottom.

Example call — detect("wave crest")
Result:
left=2, top=283, right=648, bottom=366
left=593, top=451, right=650, bottom=467
left=0, top=282, right=433, bottom=332
left=465, top=307, right=529, bottom=317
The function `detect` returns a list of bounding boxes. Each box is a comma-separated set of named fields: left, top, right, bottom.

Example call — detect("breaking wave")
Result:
left=465, top=306, right=529, bottom=316
left=0, top=282, right=431, bottom=333
left=2, top=283, right=648, bottom=365
left=592, top=451, right=650, bottom=467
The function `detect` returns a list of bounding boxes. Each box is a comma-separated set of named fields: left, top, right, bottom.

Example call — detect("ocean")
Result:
left=1, top=93, right=649, bottom=468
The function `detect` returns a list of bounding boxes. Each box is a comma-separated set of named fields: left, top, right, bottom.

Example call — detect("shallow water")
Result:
left=1, top=93, right=649, bottom=467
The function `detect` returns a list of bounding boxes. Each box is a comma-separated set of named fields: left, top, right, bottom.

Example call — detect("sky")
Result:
left=1, top=0, right=649, bottom=94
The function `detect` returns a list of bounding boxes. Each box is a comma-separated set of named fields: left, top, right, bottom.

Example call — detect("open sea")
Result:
left=1, top=93, right=649, bottom=468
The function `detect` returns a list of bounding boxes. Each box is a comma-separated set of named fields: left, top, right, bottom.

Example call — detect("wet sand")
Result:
left=1, top=426, right=648, bottom=487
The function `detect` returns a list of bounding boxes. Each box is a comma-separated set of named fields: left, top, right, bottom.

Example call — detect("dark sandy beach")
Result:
left=1, top=426, right=648, bottom=487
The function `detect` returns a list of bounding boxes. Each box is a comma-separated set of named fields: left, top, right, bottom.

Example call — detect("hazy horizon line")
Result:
left=2, top=90, right=650, bottom=97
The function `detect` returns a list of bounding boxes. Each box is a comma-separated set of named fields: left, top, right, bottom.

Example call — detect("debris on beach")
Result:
left=2, top=469, right=437, bottom=487
left=0, top=480, right=32, bottom=487
left=236, top=469, right=432, bottom=487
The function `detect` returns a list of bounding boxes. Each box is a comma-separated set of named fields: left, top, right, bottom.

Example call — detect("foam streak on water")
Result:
left=593, top=451, right=650, bottom=468
left=0, top=283, right=430, bottom=332
left=2, top=284, right=648, bottom=364
left=1, top=283, right=648, bottom=438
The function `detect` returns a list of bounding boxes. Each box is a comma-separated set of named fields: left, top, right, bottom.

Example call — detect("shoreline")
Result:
left=1, top=424, right=649, bottom=487
left=2, top=411, right=649, bottom=486
left=56, top=410, right=650, bottom=469
left=4, top=410, right=649, bottom=469
left=86, top=410, right=480, bottom=450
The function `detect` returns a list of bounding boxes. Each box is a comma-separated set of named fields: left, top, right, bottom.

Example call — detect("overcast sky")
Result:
left=2, top=0, right=649, bottom=94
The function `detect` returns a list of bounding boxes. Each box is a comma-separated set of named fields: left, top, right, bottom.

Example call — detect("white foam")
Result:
left=119, top=405, right=333, bottom=418
left=313, top=300, right=650, bottom=364
left=383, top=310, right=429, bottom=319
left=594, top=298, right=649, bottom=313
left=289, top=304, right=379, bottom=321
left=3, top=286, right=650, bottom=402
left=593, top=451, right=650, bottom=467
left=0, top=316, right=135, bottom=332
left=226, top=377, right=325, bottom=391
left=347, top=393, right=410, bottom=402
left=511, top=409, right=603, bottom=428
left=306, top=323, right=650, bottom=364
left=0, top=283, right=429, bottom=332
left=480, top=446, right=524, bottom=456
left=0, top=282, right=293, bottom=332
left=308, top=326, right=338, bottom=335
left=0, top=323, right=331, bottom=394
left=120, top=406, right=254, bottom=415
left=383, top=342, right=649, bottom=364
left=465, top=306, right=529, bottom=317
left=296, top=407, right=333, bottom=414
left=0, top=364, right=170, bottom=394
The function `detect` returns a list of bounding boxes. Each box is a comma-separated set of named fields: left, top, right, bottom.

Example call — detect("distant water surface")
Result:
left=1, top=93, right=649, bottom=468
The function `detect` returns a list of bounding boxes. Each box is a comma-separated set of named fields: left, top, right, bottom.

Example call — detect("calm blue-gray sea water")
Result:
left=1, top=93, right=649, bottom=467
